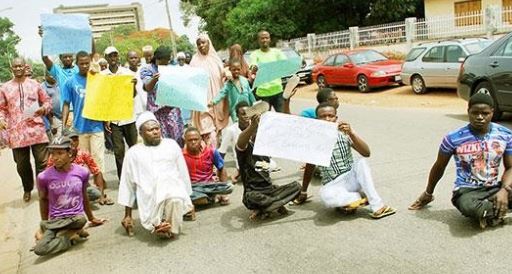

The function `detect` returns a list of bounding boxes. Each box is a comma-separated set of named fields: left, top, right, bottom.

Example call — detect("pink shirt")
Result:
left=0, top=78, right=51, bottom=148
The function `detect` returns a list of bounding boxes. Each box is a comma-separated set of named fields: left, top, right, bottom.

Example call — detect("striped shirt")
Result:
left=320, top=132, right=354, bottom=185
left=440, top=123, right=512, bottom=190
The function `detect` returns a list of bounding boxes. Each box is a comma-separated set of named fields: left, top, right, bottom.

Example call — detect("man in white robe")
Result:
left=118, top=111, right=193, bottom=239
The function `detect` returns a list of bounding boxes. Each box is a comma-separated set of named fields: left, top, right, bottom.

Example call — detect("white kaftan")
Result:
left=118, top=138, right=193, bottom=232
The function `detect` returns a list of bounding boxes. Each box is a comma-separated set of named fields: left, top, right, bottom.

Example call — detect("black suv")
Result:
left=457, top=32, right=512, bottom=120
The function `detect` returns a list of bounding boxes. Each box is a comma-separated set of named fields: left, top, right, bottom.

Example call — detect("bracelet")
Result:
left=424, top=191, right=433, bottom=197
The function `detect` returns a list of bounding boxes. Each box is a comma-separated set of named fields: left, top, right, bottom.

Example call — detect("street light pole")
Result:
left=161, top=0, right=177, bottom=59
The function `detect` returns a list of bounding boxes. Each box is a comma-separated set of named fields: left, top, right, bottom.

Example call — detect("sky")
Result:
left=0, top=0, right=201, bottom=60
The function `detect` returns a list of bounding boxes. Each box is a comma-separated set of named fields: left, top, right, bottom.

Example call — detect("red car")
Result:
left=312, top=49, right=403, bottom=92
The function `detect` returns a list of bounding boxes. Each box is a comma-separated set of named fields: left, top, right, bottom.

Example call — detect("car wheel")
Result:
left=474, top=81, right=503, bottom=121
left=357, top=75, right=370, bottom=93
left=317, top=75, right=327, bottom=88
left=411, top=75, right=427, bottom=94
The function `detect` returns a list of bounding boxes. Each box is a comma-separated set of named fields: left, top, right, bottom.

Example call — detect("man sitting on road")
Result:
left=218, top=101, right=250, bottom=184
left=47, top=129, right=113, bottom=205
left=183, top=127, right=233, bottom=206
left=33, top=136, right=105, bottom=256
left=299, top=103, right=396, bottom=218
left=409, top=93, right=512, bottom=229
left=236, top=113, right=301, bottom=220
left=118, top=112, right=194, bottom=239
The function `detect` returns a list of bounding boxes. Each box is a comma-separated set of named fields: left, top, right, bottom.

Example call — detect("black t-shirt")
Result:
left=236, top=142, right=273, bottom=191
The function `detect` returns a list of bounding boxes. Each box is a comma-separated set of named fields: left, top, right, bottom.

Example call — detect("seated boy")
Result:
left=183, top=127, right=233, bottom=206
left=33, top=136, right=105, bottom=256
left=47, top=129, right=113, bottom=205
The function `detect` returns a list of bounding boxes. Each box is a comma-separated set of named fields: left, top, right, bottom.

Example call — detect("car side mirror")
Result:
left=343, top=63, right=354, bottom=68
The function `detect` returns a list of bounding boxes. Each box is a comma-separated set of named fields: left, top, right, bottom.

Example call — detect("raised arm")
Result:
left=236, top=114, right=259, bottom=151
left=339, top=121, right=370, bottom=157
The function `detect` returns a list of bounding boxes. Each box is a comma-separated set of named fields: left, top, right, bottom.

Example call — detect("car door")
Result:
left=488, top=37, right=512, bottom=108
left=321, top=55, right=337, bottom=84
left=420, top=45, right=446, bottom=87
left=333, top=54, right=350, bottom=84
left=444, top=45, right=467, bottom=88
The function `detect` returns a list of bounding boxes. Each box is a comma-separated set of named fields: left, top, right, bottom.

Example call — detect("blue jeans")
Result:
left=190, top=182, right=233, bottom=203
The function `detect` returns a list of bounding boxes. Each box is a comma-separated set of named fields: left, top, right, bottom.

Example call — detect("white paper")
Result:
left=22, top=102, right=39, bottom=119
left=253, top=112, right=338, bottom=166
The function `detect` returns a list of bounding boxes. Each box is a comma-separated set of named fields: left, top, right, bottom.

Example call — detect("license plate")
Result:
left=394, top=75, right=402, bottom=82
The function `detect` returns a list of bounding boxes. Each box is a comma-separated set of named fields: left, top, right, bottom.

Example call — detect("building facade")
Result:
left=53, top=2, right=145, bottom=39
left=424, top=0, right=512, bottom=17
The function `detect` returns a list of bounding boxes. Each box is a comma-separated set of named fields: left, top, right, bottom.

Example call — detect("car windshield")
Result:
left=405, top=47, right=426, bottom=61
left=464, top=40, right=492, bottom=54
left=349, top=50, right=388, bottom=64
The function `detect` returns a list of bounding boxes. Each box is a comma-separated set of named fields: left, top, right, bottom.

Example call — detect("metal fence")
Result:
left=413, top=11, right=485, bottom=41
left=358, top=21, right=406, bottom=46
left=283, top=6, right=512, bottom=56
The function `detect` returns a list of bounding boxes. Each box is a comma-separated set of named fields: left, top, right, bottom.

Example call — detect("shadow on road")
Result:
left=412, top=208, right=492, bottom=238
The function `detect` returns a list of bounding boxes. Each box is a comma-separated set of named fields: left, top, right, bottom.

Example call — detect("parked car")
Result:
left=243, top=48, right=313, bottom=86
left=401, top=38, right=491, bottom=94
left=457, top=32, right=512, bottom=121
left=311, top=49, right=403, bottom=92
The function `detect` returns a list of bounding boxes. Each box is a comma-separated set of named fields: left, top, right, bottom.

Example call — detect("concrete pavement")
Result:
left=2, top=97, right=512, bottom=273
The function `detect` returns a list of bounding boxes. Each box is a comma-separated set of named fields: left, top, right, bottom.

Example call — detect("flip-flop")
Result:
left=346, top=197, right=369, bottom=209
left=370, top=206, right=397, bottom=219
left=245, top=101, right=269, bottom=118
left=283, top=74, right=300, bottom=99
left=99, top=195, right=115, bottom=206
left=290, top=194, right=313, bottom=206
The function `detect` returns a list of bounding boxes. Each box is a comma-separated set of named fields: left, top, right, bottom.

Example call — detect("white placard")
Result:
left=253, top=112, right=338, bottom=166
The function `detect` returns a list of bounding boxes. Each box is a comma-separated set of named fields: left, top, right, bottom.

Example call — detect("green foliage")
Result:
left=180, top=0, right=424, bottom=50
left=28, top=61, right=46, bottom=82
left=95, top=26, right=195, bottom=64
left=0, top=17, right=20, bottom=82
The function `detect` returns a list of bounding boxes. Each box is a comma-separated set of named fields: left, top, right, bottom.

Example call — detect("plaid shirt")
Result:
left=320, top=132, right=354, bottom=185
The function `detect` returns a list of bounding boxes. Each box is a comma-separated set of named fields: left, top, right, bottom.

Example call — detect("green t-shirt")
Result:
left=249, top=48, right=287, bottom=97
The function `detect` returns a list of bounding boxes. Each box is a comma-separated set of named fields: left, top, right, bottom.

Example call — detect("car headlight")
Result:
left=371, top=71, right=386, bottom=77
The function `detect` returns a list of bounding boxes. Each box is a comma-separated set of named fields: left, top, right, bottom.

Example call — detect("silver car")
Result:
left=401, top=38, right=491, bottom=94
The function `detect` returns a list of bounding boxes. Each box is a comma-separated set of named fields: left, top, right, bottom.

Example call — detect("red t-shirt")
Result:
left=183, top=147, right=224, bottom=184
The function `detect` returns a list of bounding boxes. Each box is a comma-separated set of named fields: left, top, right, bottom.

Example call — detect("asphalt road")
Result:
left=2, top=93, right=512, bottom=274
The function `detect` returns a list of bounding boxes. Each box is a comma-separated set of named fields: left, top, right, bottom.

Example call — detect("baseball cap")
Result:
left=47, top=136, right=72, bottom=149
left=104, top=46, right=119, bottom=55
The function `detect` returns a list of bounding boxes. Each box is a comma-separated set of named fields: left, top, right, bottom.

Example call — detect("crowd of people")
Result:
left=0, top=28, right=511, bottom=257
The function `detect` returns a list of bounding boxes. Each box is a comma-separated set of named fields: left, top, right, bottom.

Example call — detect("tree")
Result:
left=0, top=17, right=20, bottom=82
left=180, top=0, right=424, bottom=50
left=95, top=26, right=195, bottom=64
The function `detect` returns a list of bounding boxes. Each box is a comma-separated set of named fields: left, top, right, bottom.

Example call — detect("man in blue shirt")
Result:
left=61, top=51, right=106, bottom=174
left=409, top=93, right=512, bottom=229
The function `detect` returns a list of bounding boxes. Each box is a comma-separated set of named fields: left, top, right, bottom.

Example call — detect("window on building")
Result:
left=454, top=0, right=482, bottom=26
left=504, top=0, right=512, bottom=24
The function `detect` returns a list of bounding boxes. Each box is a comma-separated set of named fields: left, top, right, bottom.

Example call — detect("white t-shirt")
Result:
left=218, top=122, right=241, bottom=169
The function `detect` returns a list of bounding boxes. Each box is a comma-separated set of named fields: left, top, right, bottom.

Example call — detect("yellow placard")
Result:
left=82, top=73, right=134, bottom=121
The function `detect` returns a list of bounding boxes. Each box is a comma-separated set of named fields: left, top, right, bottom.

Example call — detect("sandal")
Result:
left=370, top=206, right=397, bottom=219
left=184, top=208, right=197, bottom=221
left=291, top=193, right=312, bottom=205
left=99, top=195, right=114, bottom=206
left=121, top=219, right=135, bottom=237
left=218, top=195, right=230, bottom=206
left=346, top=197, right=368, bottom=209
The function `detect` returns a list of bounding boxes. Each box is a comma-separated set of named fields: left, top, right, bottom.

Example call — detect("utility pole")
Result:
left=161, top=0, right=177, bottom=58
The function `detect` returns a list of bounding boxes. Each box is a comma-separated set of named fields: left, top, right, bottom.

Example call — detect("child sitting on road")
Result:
left=209, top=58, right=256, bottom=122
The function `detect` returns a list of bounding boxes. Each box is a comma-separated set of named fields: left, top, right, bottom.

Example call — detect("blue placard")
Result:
left=41, top=14, right=92, bottom=56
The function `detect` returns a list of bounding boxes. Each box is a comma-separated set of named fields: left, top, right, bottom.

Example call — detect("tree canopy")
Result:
left=95, top=25, right=195, bottom=64
left=180, top=0, right=424, bottom=51
left=0, top=17, right=20, bottom=82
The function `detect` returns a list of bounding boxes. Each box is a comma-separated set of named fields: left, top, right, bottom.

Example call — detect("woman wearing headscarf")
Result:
left=190, top=34, right=229, bottom=147
left=139, top=45, right=184, bottom=146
